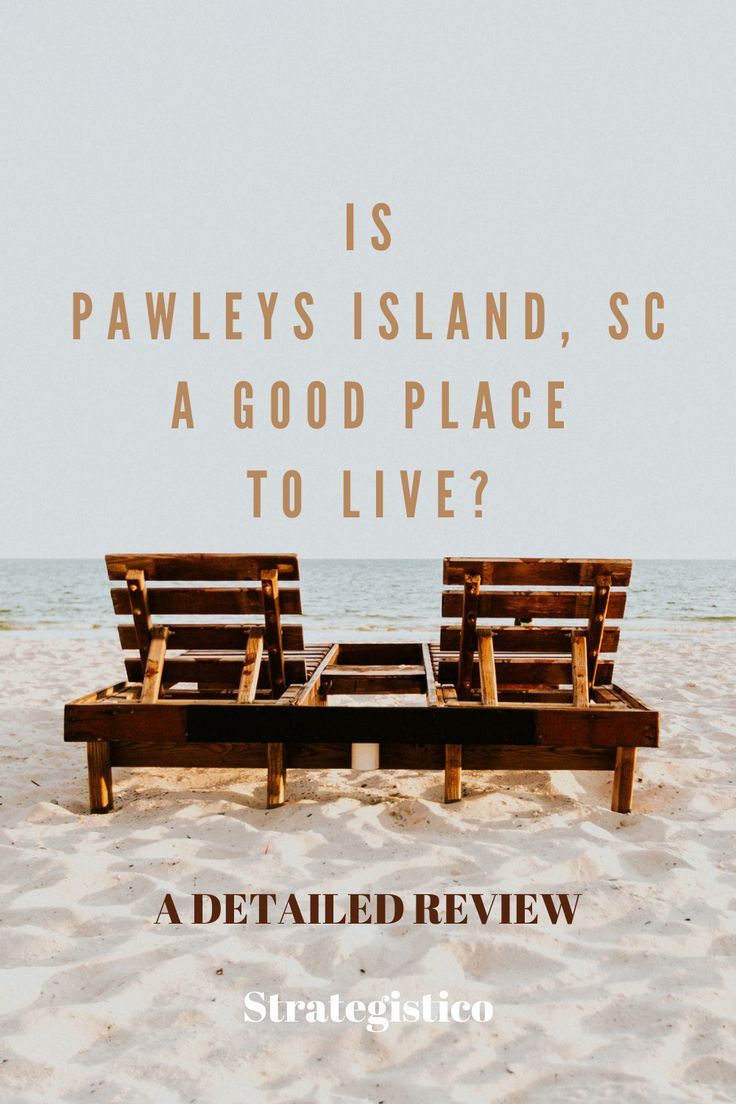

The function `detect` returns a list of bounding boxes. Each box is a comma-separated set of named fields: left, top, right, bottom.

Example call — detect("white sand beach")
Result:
left=1, top=631, right=735, bottom=1104
left=3, top=0, right=736, bottom=1098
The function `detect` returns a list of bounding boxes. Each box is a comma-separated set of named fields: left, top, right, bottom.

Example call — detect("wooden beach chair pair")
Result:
left=64, top=554, right=659, bottom=815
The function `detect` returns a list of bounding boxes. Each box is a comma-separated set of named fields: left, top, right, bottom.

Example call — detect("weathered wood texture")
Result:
left=586, top=576, right=612, bottom=685
left=435, top=656, right=615, bottom=687
left=66, top=699, right=659, bottom=747
left=571, top=631, right=589, bottom=707
left=260, top=569, right=286, bottom=698
left=294, top=645, right=340, bottom=706
left=321, top=666, right=426, bottom=695
left=267, top=743, right=285, bottom=807
left=107, top=554, right=300, bottom=581
left=123, top=655, right=308, bottom=688
left=118, top=624, right=305, bottom=651
left=333, top=643, right=423, bottom=664
left=111, top=586, right=302, bottom=616
left=477, top=629, right=499, bottom=706
left=237, top=629, right=264, bottom=703
left=108, top=740, right=618, bottom=772
left=125, top=569, right=151, bottom=661
left=443, top=559, right=632, bottom=586
left=442, top=684, right=462, bottom=801
left=457, top=574, right=481, bottom=700
left=439, top=625, right=620, bottom=653
left=441, top=628, right=499, bottom=805
left=87, top=740, right=113, bottom=812
left=139, top=626, right=169, bottom=704
left=444, top=744, right=462, bottom=802
left=441, top=590, right=627, bottom=620
left=611, top=747, right=637, bottom=812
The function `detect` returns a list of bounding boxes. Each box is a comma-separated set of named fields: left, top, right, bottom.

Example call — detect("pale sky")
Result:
left=1, top=2, right=734, bottom=557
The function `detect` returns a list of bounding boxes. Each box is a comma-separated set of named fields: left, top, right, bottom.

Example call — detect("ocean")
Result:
left=0, top=560, right=734, bottom=642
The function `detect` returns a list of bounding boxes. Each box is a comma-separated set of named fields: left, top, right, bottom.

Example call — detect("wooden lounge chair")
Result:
left=65, top=555, right=658, bottom=815
left=433, top=557, right=658, bottom=812
left=65, top=553, right=328, bottom=812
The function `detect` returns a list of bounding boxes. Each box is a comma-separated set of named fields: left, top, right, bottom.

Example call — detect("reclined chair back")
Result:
left=440, top=558, right=632, bottom=700
left=107, top=553, right=304, bottom=698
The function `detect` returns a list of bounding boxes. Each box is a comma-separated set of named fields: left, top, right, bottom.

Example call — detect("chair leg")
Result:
left=87, top=741, right=113, bottom=813
left=445, top=745, right=462, bottom=803
left=611, top=747, right=636, bottom=813
left=267, top=743, right=285, bottom=808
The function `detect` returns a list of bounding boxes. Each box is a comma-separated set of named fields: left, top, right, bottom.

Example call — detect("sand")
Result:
left=1, top=631, right=735, bottom=1103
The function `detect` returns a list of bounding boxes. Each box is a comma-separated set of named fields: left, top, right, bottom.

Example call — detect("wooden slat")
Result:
left=443, top=558, right=632, bottom=586
left=442, top=590, right=627, bottom=620
left=111, top=586, right=302, bottom=616
left=439, top=625, right=620, bottom=653
left=321, top=657, right=429, bottom=694
left=67, top=682, right=133, bottom=706
left=333, top=642, right=424, bottom=665
left=140, top=626, right=169, bottom=704
left=107, top=553, right=300, bottom=581
left=261, top=569, right=286, bottom=698
left=437, top=657, right=615, bottom=686
left=496, top=690, right=573, bottom=703
left=285, top=741, right=349, bottom=766
left=66, top=699, right=658, bottom=748
left=127, top=654, right=614, bottom=692
left=124, top=655, right=307, bottom=687
left=323, top=664, right=425, bottom=677
left=118, top=623, right=305, bottom=651
left=587, top=575, right=612, bottom=685
left=322, top=673, right=426, bottom=694
left=108, top=740, right=619, bottom=772
left=477, top=628, right=499, bottom=705
left=607, top=685, right=652, bottom=711
left=111, top=739, right=264, bottom=767
left=457, top=573, right=480, bottom=700
left=109, top=740, right=349, bottom=768
left=571, top=631, right=589, bottom=707
left=294, top=644, right=340, bottom=706
left=382, top=745, right=619, bottom=770
left=237, top=629, right=264, bottom=703
left=125, top=569, right=151, bottom=661
left=534, top=711, right=656, bottom=748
